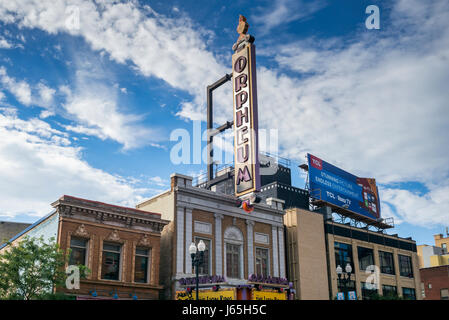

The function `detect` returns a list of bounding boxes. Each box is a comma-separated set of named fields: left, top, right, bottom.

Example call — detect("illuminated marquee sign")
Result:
left=175, top=289, right=236, bottom=300
left=251, top=289, right=287, bottom=300
left=232, top=43, right=260, bottom=197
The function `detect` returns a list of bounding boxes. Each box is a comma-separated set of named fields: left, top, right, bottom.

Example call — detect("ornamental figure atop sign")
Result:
left=232, top=15, right=255, bottom=52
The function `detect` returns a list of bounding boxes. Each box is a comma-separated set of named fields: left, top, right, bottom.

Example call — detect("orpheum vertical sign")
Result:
left=232, top=43, right=260, bottom=197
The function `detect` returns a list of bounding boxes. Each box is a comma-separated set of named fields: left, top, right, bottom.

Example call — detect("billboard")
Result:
left=307, top=153, right=381, bottom=221
left=232, top=42, right=260, bottom=197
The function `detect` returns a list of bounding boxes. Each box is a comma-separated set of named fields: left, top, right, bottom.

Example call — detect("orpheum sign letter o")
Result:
left=232, top=43, right=260, bottom=197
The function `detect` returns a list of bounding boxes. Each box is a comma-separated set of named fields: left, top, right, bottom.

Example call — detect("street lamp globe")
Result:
left=198, top=240, right=206, bottom=252
left=336, top=265, right=343, bottom=275
left=189, top=242, right=197, bottom=255
left=345, top=263, right=352, bottom=274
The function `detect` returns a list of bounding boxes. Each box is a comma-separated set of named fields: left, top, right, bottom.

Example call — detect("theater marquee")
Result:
left=232, top=42, right=260, bottom=197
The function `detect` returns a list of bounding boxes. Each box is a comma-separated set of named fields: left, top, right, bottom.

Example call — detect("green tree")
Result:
left=0, top=236, right=68, bottom=300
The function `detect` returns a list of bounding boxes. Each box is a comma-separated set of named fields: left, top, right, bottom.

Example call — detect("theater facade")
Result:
left=137, top=173, right=290, bottom=300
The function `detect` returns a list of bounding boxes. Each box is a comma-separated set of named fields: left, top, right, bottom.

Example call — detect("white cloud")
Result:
left=0, top=108, right=150, bottom=219
left=248, top=0, right=449, bottom=227
left=59, top=55, right=162, bottom=150
left=37, top=82, right=56, bottom=105
left=0, top=0, right=448, bottom=228
left=0, top=66, right=32, bottom=105
left=0, top=66, right=57, bottom=110
left=381, top=184, right=449, bottom=227
left=251, top=0, right=327, bottom=35
left=0, top=36, right=12, bottom=49
left=0, top=0, right=228, bottom=123
left=148, top=176, right=168, bottom=187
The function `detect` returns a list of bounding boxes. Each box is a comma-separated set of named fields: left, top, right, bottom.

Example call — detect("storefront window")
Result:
left=195, top=238, right=211, bottom=275
left=255, top=247, right=269, bottom=277
left=361, top=282, right=378, bottom=300
left=101, top=242, right=121, bottom=281
left=134, top=247, right=150, bottom=283
left=69, top=237, right=87, bottom=266
left=379, top=251, right=395, bottom=275
left=398, top=254, right=413, bottom=278
left=382, top=285, right=398, bottom=298
left=357, top=246, right=374, bottom=271
left=226, top=243, right=241, bottom=279
left=402, top=287, right=416, bottom=300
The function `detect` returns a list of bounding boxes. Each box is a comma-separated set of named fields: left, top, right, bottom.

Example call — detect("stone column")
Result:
left=246, top=220, right=255, bottom=277
left=272, top=226, right=279, bottom=277
left=185, top=208, right=193, bottom=274
left=214, top=213, right=224, bottom=276
left=278, top=226, right=286, bottom=278
left=176, top=206, right=185, bottom=274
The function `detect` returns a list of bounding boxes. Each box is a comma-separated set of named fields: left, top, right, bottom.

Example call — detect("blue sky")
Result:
left=0, top=0, right=448, bottom=246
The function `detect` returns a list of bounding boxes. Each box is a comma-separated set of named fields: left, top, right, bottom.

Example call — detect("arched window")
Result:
left=224, top=226, right=244, bottom=279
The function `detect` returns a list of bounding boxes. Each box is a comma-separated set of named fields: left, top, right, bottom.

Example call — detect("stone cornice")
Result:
left=174, top=185, right=284, bottom=216
left=54, top=197, right=169, bottom=233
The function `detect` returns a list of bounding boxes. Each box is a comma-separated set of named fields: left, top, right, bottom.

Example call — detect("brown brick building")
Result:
left=0, top=221, right=31, bottom=245
left=420, top=265, right=449, bottom=300
left=0, top=195, right=169, bottom=300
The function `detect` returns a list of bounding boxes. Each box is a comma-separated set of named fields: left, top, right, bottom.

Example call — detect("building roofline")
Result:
left=53, top=195, right=162, bottom=217
left=325, top=219, right=416, bottom=243
left=0, top=210, right=57, bottom=250
left=135, top=189, right=172, bottom=208
left=0, top=221, right=31, bottom=225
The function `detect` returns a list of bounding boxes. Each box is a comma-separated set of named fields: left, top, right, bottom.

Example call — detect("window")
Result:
left=226, top=243, right=241, bottom=279
left=442, top=243, right=447, bottom=254
left=334, top=242, right=353, bottom=271
left=357, top=247, right=374, bottom=271
left=398, top=254, right=413, bottom=278
left=101, top=242, right=121, bottom=280
left=402, top=287, right=416, bottom=300
left=134, top=247, right=150, bottom=283
left=382, top=285, right=397, bottom=298
left=361, top=282, right=378, bottom=300
left=379, top=251, right=395, bottom=275
left=421, top=282, right=426, bottom=299
left=255, top=247, right=269, bottom=277
left=69, top=237, right=87, bottom=266
left=441, top=288, right=449, bottom=300
left=195, top=238, right=211, bottom=275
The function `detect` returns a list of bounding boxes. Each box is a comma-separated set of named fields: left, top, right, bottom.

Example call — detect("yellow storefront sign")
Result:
left=251, top=289, right=287, bottom=300
left=176, top=289, right=236, bottom=300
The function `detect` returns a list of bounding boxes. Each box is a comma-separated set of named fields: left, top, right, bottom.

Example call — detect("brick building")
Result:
left=0, top=221, right=31, bottom=245
left=0, top=195, right=169, bottom=300
left=420, top=265, right=449, bottom=300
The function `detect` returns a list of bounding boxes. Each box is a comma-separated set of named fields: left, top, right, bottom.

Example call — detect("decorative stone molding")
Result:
left=194, top=221, right=212, bottom=235
left=245, top=219, right=255, bottom=227
left=106, top=229, right=121, bottom=242
left=214, top=213, right=224, bottom=220
left=59, top=205, right=73, bottom=216
left=254, top=232, right=269, bottom=245
left=224, top=226, right=244, bottom=242
left=139, top=234, right=151, bottom=247
left=74, top=224, right=89, bottom=237
left=266, top=197, right=285, bottom=210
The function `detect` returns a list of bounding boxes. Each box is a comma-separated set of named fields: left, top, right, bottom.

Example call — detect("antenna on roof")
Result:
left=446, top=226, right=448, bottom=237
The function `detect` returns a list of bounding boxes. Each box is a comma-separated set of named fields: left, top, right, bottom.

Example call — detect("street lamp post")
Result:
left=336, top=263, right=352, bottom=300
left=189, top=240, right=206, bottom=301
